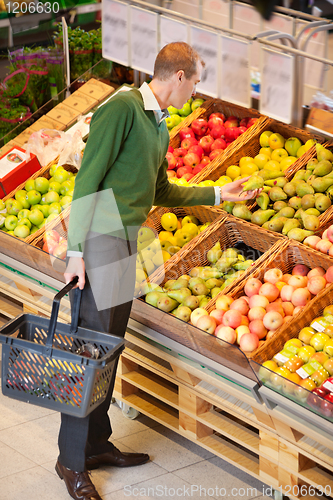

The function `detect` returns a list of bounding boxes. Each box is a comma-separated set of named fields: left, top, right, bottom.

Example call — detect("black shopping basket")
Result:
left=0, top=278, right=125, bottom=418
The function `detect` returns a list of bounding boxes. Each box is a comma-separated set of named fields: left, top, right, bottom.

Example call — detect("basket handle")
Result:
left=46, top=277, right=79, bottom=348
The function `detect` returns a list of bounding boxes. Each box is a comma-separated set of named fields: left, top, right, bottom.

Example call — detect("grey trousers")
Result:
left=58, top=233, right=137, bottom=471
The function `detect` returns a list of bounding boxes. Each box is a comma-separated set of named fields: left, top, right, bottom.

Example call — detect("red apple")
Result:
left=291, top=288, right=311, bottom=307
left=246, top=117, right=258, bottom=128
left=215, top=325, right=236, bottom=344
left=191, top=118, right=208, bottom=137
left=248, top=306, right=266, bottom=321
left=239, top=333, right=259, bottom=352
left=281, top=301, right=294, bottom=316
left=210, top=125, right=226, bottom=140
left=52, top=241, right=67, bottom=260
left=188, top=145, right=204, bottom=159
left=259, top=283, right=280, bottom=302
left=179, top=127, right=195, bottom=142
left=244, top=278, right=262, bottom=297
left=43, top=229, right=60, bottom=244
left=326, top=225, right=333, bottom=243
left=182, top=173, right=194, bottom=182
left=224, top=117, right=239, bottom=128
left=201, top=156, right=210, bottom=166
left=175, top=157, right=184, bottom=169
left=198, top=135, right=214, bottom=154
left=166, top=152, right=177, bottom=170
left=238, top=126, right=247, bottom=135
left=209, top=149, right=224, bottom=161
left=173, top=147, right=187, bottom=158
left=249, top=319, right=267, bottom=339
left=264, top=268, right=283, bottom=285
left=168, top=146, right=174, bottom=153
left=236, top=325, right=250, bottom=344
left=303, top=235, right=321, bottom=249
left=288, top=275, right=308, bottom=288
left=325, top=266, right=333, bottom=283
left=215, top=295, right=234, bottom=311
left=196, top=315, right=216, bottom=334
left=222, top=309, right=242, bottom=328
left=307, top=276, right=327, bottom=295
left=224, top=127, right=240, bottom=142
left=249, top=294, right=269, bottom=309
left=211, top=138, right=227, bottom=151
left=308, top=267, right=326, bottom=279
left=192, top=164, right=206, bottom=175
left=42, top=239, right=58, bottom=254
left=292, top=264, right=310, bottom=276
left=210, top=309, right=225, bottom=325
left=181, top=137, right=198, bottom=150
left=266, top=302, right=285, bottom=317
left=208, top=115, right=224, bottom=129
left=230, top=298, right=249, bottom=315
left=316, top=239, right=332, bottom=254
left=183, top=153, right=200, bottom=168
left=263, top=311, right=284, bottom=331
left=280, top=284, right=295, bottom=302
left=209, top=112, right=225, bottom=121
left=177, top=165, right=192, bottom=178
left=167, top=170, right=176, bottom=178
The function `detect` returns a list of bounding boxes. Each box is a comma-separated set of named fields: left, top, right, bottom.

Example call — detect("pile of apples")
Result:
left=0, top=164, right=75, bottom=239
left=166, top=112, right=258, bottom=183
left=42, top=229, right=67, bottom=260
left=259, top=305, right=333, bottom=418
left=165, top=97, right=204, bottom=131
left=197, top=263, right=333, bottom=354
left=304, top=223, right=333, bottom=256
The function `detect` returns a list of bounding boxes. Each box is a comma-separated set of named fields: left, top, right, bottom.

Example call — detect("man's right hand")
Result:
left=64, top=257, right=86, bottom=290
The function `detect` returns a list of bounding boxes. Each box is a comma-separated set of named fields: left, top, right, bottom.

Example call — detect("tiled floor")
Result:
left=0, top=391, right=273, bottom=500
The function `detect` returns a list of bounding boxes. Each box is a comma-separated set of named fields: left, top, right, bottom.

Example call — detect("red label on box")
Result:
left=0, top=146, right=41, bottom=198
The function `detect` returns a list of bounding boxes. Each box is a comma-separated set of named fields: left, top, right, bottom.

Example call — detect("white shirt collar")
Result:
left=138, top=82, right=169, bottom=124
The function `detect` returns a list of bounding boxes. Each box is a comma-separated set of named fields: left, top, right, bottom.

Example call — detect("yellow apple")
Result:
left=296, top=145, right=306, bottom=158
left=239, top=156, right=255, bottom=168
left=264, top=160, right=281, bottom=171
left=253, top=154, right=268, bottom=169
left=215, top=175, right=232, bottom=187
left=260, top=147, right=272, bottom=158
left=226, top=165, right=241, bottom=180
left=259, top=130, right=273, bottom=148
left=240, top=162, right=259, bottom=176
left=269, top=133, right=285, bottom=150
left=271, top=148, right=289, bottom=162
left=280, top=156, right=297, bottom=171
left=159, top=230, right=173, bottom=241
left=285, top=137, right=302, bottom=157
left=161, top=212, right=178, bottom=232
left=304, top=139, right=316, bottom=152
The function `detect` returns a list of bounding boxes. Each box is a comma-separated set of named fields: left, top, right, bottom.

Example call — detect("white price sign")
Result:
left=260, top=48, right=295, bottom=124
left=130, top=6, right=158, bottom=74
left=190, top=26, right=219, bottom=98
left=220, top=36, right=250, bottom=107
left=160, top=16, right=188, bottom=49
left=102, top=0, right=129, bottom=66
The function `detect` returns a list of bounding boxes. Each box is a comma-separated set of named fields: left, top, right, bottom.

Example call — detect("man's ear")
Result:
left=175, top=70, right=185, bottom=85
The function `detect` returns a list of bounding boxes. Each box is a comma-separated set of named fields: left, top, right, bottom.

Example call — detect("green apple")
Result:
left=48, top=181, right=62, bottom=193
left=178, top=102, right=191, bottom=117
left=259, top=131, right=273, bottom=148
left=48, top=202, right=62, bottom=215
left=0, top=200, right=5, bottom=212
left=17, top=195, right=30, bottom=209
left=53, top=167, right=69, bottom=184
left=26, top=190, right=42, bottom=206
left=0, top=214, right=6, bottom=228
left=30, top=225, right=39, bottom=234
left=5, top=215, right=18, bottom=231
left=46, top=213, right=59, bottom=224
left=25, top=179, right=35, bottom=192
left=285, top=137, right=302, bottom=157
left=49, top=164, right=59, bottom=176
left=36, top=205, right=50, bottom=218
left=15, top=189, right=27, bottom=201
left=28, top=209, right=44, bottom=226
left=18, top=209, right=31, bottom=220
left=18, top=217, right=32, bottom=229
left=7, top=199, right=23, bottom=216
left=165, top=115, right=178, bottom=130
left=187, top=97, right=193, bottom=104
left=167, top=106, right=179, bottom=115
left=191, top=98, right=204, bottom=111
left=7, top=231, right=15, bottom=236
left=60, top=180, right=74, bottom=196
left=42, top=191, right=60, bottom=205
left=60, top=195, right=72, bottom=209
left=34, top=177, right=49, bottom=194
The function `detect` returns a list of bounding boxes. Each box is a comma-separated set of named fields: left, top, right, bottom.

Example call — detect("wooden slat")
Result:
left=120, top=371, right=179, bottom=408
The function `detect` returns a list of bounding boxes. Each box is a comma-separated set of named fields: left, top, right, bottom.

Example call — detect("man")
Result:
left=59, top=42, right=259, bottom=500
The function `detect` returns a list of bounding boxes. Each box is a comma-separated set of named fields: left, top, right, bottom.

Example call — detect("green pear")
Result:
left=272, top=207, right=295, bottom=219
left=233, top=259, right=254, bottom=271
left=232, top=204, right=252, bottom=221
left=199, top=268, right=223, bottom=280
left=163, top=279, right=176, bottom=290
left=315, top=194, right=331, bottom=212
left=296, top=182, right=314, bottom=197
left=311, top=176, right=333, bottom=193
left=207, top=241, right=222, bottom=264
left=301, top=213, right=320, bottom=231
left=301, top=194, right=315, bottom=210
left=313, top=160, right=332, bottom=177
left=258, top=169, right=283, bottom=181
left=304, top=208, right=321, bottom=216
left=199, top=296, right=210, bottom=308
left=182, top=295, right=200, bottom=310
left=306, top=158, right=318, bottom=170
left=205, top=278, right=224, bottom=289
left=265, top=177, right=287, bottom=188
left=241, top=175, right=264, bottom=192
left=288, top=196, right=302, bottom=210
left=316, top=144, right=333, bottom=162
left=293, top=169, right=307, bottom=181
left=211, top=287, right=222, bottom=298
left=173, top=305, right=192, bottom=322
left=268, top=186, right=287, bottom=202
left=222, top=201, right=235, bottom=214
left=282, top=218, right=301, bottom=235
left=221, top=248, right=239, bottom=259
left=169, top=277, right=191, bottom=290
left=188, top=277, right=205, bottom=290
left=215, top=257, right=238, bottom=273
left=251, top=209, right=275, bottom=226
left=283, top=182, right=297, bottom=197
left=263, top=217, right=286, bottom=232
left=141, top=283, right=163, bottom=295
left=294, top=208, right=305, bottom=219
left=167, top=287, right=192, bottom=303
left=146, top=291, right=167, bottom=307
left=192, top=282, right=209, bottom=296
left=304, top=170, right=313, bottom=181
left=273, top=200, right=288, bottom=211
left=189, top=267, right=204, bottom=277
left=287, top=228, right=314, bottom=242
left=257, top=192, right=270, bottom=210
left=157, top=295, right=179, bottom=312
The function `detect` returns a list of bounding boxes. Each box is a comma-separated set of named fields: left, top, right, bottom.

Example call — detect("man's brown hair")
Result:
left=153, top=42, right=204, bottom=81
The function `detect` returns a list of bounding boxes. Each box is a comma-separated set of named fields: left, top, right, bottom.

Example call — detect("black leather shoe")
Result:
left=86, top=446, right=150, bottom=470
left=55, top=460, right=102, bottom=500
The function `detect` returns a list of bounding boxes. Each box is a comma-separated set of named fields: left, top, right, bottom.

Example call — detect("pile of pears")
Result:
left=222, top=144, right=333, bottom=243
left=143, top=243, right=254, bottom=321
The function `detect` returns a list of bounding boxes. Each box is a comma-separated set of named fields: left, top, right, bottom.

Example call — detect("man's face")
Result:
left=171, top=62, right=202, bottom=109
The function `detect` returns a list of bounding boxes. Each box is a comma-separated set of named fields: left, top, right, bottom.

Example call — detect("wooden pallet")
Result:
left=114, top=331, right=333, bottom=500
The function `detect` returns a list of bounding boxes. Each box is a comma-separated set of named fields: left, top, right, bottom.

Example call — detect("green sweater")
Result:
left=67, top=88, right=215, bottom=253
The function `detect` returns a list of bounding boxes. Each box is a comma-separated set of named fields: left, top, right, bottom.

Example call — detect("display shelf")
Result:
left=114, top=328, right=332, bottom=500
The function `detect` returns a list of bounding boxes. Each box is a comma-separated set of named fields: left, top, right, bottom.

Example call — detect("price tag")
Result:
left=220, top=35, right=250, bottom=107
left=130, top=6, right=158, bottom=74
left=260, top=48, right=294, bottom=124
left=102, top=0, right=129, bottom=66
left=190, top=26, right=219, bottom=98
left=160, top=16, right=188, bottom=48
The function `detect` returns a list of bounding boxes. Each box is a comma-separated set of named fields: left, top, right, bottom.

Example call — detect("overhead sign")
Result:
left=190, top=26, right=219, bottom=98
left=102, top=0, right=129, bottom=66
left=160, top=16, right=188, bottom=48
left=260, top=48, right=295, bottom=124
left=130, top=6, right=158, bottom=74
left=220, top=35, right=250, bottom=107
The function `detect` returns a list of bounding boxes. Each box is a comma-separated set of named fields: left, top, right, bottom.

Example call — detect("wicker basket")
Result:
left=30, top=206, right=70, bottom=252
left=149, top=215, right=286, bottom=296
left=194, top=118, right=325, bottom=185
left=218, top=239, right=333, bottom=360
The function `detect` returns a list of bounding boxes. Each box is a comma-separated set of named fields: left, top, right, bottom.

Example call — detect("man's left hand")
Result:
left=220, top=176, right=262, bottom=203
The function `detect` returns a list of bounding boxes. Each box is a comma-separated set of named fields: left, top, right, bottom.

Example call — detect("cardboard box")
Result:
left=12, top=127, right=34, bottom=148
left=63, top=91, right=98, bottom=115
left=47, top=103, right=81, bottom=128
left=0, top=146, right=41, bottom=197
left=30, top=116, right=65, bottom=132
left=306, top=107, right=333, bottom=137
left=79, top=78, right=114, bottom=102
